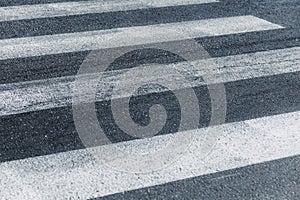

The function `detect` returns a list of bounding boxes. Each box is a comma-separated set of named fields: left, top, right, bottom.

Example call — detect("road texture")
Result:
left=0, top=0, right=299, bottom=199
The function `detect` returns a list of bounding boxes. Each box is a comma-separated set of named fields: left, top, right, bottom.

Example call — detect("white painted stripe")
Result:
left=0, top=46, right=299, bottom=116
left=0, top=47, right=300, bottom=116
left=0, top=0, right=218, bottom=22
left=0, top=15, right=283, bottom=60
left=1, top=110, right=299, bottom=199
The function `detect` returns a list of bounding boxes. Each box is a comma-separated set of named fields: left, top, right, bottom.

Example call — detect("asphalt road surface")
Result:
left=0, top=0, right=300, bottom=199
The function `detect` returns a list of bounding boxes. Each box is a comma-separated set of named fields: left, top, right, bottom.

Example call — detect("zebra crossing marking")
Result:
left=0, top=110, right=299, bottom=199
left=0, top=15, right=283, bottom=60
left=0, top=0, right=219, bottom=22
left=0, top=46, right=298, bottom=116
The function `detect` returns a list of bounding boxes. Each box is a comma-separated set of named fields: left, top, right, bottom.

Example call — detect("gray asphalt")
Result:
left=0, top=0, right=300, bottom=199
left=98, top=155, right=300, bottom=200
left=0, top=0, right=84, bottom=7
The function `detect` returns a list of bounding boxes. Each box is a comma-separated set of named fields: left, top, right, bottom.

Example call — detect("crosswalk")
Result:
left=0, top=15, right=283, bottom=60
left=1, top=111, right=300, bottom=199
left=1, top=46, right=300, bottom=116
left=0, top=0, right=219, bottom=22
left=0, top=0, right=299, bottom=199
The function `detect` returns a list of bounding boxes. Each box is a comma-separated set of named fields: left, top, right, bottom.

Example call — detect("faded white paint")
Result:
left=0, top=16, right=283, bottom=60
left=0, top=0, right=219, bottom=22
left=0, top=110, right=299, bottom=199
left=0, top=46, right=299, bottom=116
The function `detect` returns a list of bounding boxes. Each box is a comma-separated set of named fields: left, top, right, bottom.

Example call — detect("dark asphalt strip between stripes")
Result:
left=1, top=71, right=300, bottom=162
left=0, top=28, right=299, bottom=85
left=96, top=155, right=300, bottom=200
left=0, top=0, right=299, bottom=39
left=0, top=1, right=246, bottom=39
